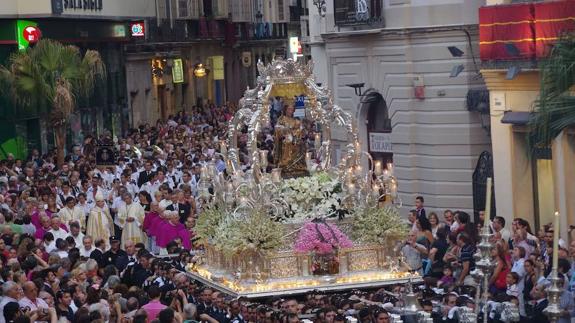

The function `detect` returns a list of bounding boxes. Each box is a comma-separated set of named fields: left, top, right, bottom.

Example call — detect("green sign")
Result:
left=16, top=20, right=40, bottom=51
left=172, top=58, right=184, bottom=84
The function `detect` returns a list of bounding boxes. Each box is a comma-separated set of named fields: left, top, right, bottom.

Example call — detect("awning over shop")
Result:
left=479, top=0, right=575, bottom=61
left=501, top=111, right=531, bottom=125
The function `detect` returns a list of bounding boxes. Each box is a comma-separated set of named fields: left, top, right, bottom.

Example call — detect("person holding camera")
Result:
left=401, top=230, right=429, bottom=275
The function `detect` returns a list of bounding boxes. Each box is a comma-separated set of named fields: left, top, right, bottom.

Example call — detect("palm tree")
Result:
left=529, top=34, right=575, bottom=150
left=0, top=39, right=105, bottom=166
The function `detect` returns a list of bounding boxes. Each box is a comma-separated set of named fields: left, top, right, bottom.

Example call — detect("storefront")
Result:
left=479, top=0, right=575, bottom=235
left=0, top=0, right=157, bottom=156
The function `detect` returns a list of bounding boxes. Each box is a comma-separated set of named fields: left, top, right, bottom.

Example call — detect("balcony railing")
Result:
left=334, top=0, right=384, bottom=27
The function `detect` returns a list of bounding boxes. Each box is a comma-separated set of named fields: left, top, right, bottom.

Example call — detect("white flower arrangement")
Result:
left=280, top=172, right=344, bottom=223
left=351, top=205, right=409, bottom=244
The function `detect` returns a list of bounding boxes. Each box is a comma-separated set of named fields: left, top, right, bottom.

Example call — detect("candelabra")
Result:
left=543, top=269, right=563, bottom=323
left=475, top=226, right=495, bottom=323
left=340, top=151, right=402, bottom=210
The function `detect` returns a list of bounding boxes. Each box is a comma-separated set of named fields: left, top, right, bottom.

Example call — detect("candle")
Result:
left=390, top=179, right=397, bottom=198
left=354, top=165, right=362, bottom=176
left=315, top=133, right=321, bottom=151
left=374, top=161, right=383, bottom=176
left=271, top=168, right=282, bottom=183
left=347, top=182, right=356, bottom=194
left=484, top=177, right=492, bottom=230
left=226, top=182, right=234, bottom=192
left=200, top=166, right=208, bottom=179
left=387, top=163, right=394, bottom=176
left=259, top=150, right=268, bottom=168
left=220, top=140, right=227, bottom=156
left=306, top=152, right=312, bottom=161
left=553, top=211, right=560, bottom=271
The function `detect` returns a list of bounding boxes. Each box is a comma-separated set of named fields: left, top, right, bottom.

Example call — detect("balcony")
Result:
left=479, top=0, right=575, bottom=62
left=334, top=0, right=384, bottom=27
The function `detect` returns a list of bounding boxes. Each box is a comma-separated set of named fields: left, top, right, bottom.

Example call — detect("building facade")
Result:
left=0, top=0, right=157, bottom=157
left=306, top=0, right=492, bottom=215
left=124, top=0, right=308, bottom=126
left=0, top=0, right=308, bottom=156
left=479, top=0, right=575, bottom=235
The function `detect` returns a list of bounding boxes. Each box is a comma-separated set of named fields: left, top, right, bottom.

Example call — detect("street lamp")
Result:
left=313, top=0, right=327, bottom=17
left=346, top=83, right=365, bottom=96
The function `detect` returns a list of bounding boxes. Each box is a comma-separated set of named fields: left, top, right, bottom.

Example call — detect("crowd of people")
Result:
left=0, top=101, right=571, bottom=323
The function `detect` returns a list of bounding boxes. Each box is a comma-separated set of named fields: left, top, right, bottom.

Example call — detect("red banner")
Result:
left=479, top=0, right=575, bottom=61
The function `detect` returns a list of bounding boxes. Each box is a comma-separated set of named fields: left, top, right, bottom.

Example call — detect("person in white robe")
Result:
left=86, top=192, right=114, bottom=250
left=117, top=192, right=147, bottom=248
left=57, top=197, right=85, bottom=231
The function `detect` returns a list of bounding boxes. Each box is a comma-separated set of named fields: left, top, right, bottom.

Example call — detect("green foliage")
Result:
left=0, top=39, right=105, bottom=118
left=212, top=211, right=285, bottom=255
left=351, top=206, right=408, bottom=245
left=195, top=206, right=226, bottom=244
left=529, top=34, right=575, bottom=149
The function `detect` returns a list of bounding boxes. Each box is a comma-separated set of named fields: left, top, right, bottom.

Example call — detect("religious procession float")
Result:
left=185, top=58, right=418, bottom=298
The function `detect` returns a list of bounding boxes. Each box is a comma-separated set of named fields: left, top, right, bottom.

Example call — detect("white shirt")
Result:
left=68, top=231, right=85, bottom=248
left=48, top=228, right=69, bottom=241
left=80, top=246, right=96, bottom=258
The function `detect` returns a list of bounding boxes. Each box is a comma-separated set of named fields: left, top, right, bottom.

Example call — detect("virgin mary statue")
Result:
left=273, top=103, right=309, bottom=178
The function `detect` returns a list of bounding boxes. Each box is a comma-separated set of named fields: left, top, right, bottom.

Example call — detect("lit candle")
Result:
left=200, top=166, right=208, bottom=179
left=315, top=133, right=321, bottom=151
left=354, top=165, right=362, bottom=176
left=306, top=152, right=312, bottom=161
left=259, top=150, right=268, bottom=168
left=390, top=180, right=397, bottom=198
left=271, top=168, right=282, bottom=183
left=374, top=161, right=383, bottom=176
left=387, top=163, right=394, bottom=176
left=484, top=177, right=492, bottom=230
left=347, top=182, right=356, bottom=194
left=220, top=140, right=227, bottom=156
left=552, top=211, right=560, bottom=271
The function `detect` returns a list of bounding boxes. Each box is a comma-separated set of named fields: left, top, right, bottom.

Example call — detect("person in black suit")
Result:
left=115, top=240, right=137, bottom=272
left=167, top=190, right=191, bottom=224
left=102, top=236, right=126, bottom=269
left=89, top=239, right=106, bottom=269
left=137, top=161, right=154, bottom=188
left=530, top=284, right=550, bottom=323
left=122, top=251, right=153, bottom=287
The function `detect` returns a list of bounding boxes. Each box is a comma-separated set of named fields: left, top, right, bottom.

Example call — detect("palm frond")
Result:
left=529, top=33, right=575, bottom=150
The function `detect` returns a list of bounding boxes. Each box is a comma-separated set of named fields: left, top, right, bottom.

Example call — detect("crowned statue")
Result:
left=273, top=102, right=309, bottom=179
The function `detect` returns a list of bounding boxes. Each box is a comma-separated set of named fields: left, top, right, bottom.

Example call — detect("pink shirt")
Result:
left=142, top=299, right=166, bottom=322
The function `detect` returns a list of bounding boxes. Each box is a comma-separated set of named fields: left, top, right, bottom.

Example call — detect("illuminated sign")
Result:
left=16, top=20, right=41, bottom=51
left=130, top=22, right=145, bottom=37
left=289, top=37, right=299, bottom=54
left=172, top=59, right=184, bottom=84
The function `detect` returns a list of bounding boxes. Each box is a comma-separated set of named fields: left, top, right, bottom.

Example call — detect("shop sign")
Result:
left=63, top=0, right=103, bottom=11
left=242, top=52, right=252, bottom=67
left=172, top=59, right=184, bottom=84
left=130, top=22, right=145, bottom=37
left=289, top=37, right=299, bottom=54
left=369, top=132, right=392, bottom=153
left=16, top=20, right=41, bottom=51
left=211, top=56, right=224, bottom=80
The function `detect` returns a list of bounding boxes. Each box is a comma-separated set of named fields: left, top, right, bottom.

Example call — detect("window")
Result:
left=278, top=0, right=285, bottom=21
left=177, top=0, right=189, bottom=18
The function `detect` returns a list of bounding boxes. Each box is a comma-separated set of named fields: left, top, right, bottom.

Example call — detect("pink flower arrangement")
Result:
left=294, top=221, right=353, bottom=254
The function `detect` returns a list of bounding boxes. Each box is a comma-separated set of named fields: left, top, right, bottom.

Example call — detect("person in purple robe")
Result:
left=155, top=210, right=191, bottom=250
